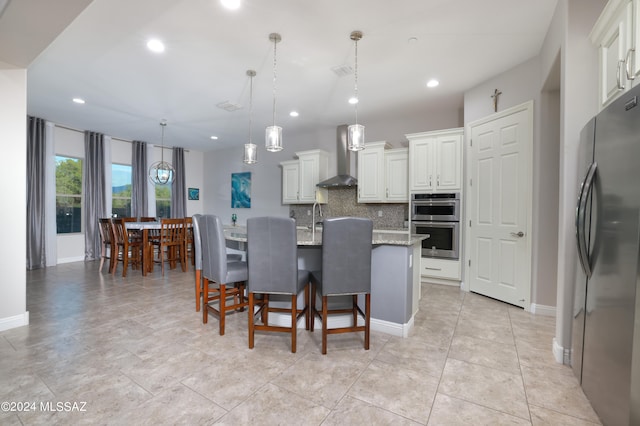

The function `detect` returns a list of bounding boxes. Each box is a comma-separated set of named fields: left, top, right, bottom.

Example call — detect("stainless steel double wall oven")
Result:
left=411, top=193, right=460, bottom=259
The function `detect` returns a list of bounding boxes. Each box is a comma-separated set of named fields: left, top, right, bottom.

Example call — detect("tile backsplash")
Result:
left=289, top=187, right=408, bottom=229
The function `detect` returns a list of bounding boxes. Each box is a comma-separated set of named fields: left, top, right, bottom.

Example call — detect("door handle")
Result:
left=510, top=231, right=525, bottom=238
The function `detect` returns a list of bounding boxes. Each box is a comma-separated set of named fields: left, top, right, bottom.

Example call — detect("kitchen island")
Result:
left=224, top=226, right=425, bottom=337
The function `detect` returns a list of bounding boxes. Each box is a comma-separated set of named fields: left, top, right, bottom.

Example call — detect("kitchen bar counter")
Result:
left=224, top=226, right=423, bottom=246
left=223, top=223, right=425, bottom=337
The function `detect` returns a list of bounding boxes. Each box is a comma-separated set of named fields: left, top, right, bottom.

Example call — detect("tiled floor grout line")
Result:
left=423, top=287, right=465, bottom=425
left=508, top=304, right=534, bottom=424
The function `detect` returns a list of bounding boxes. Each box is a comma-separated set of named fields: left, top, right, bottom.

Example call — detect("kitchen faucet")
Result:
left=311, top=199, right=323, bottom=242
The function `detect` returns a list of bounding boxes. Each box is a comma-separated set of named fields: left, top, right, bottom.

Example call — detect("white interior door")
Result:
left=467, top=102, right=533, bottom=308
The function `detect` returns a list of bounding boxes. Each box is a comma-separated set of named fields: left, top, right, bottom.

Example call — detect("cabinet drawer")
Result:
left=421, top=257, right=460, bottom=280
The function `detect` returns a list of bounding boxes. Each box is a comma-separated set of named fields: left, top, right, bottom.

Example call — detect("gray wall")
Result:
left=462, top=1, right=605, bottom=334
left=463, top=55, right=552, bottom=307
left=547, top=0, right=605, bottom=358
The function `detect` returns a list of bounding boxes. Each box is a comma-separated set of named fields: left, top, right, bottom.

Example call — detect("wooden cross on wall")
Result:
left=491, top=88, right=502, bottom=112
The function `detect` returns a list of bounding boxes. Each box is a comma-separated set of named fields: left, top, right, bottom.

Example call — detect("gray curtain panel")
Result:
left=83, top=131, right=106, bottom=260
left=171, top=147, right=187, bottom=218
left=131, top=140, right=148, bottom=218
left=26, top=116, right=47, bottom=270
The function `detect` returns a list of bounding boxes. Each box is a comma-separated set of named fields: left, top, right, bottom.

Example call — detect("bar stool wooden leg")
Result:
left=248, top=292, right=255, bottom=349
left=291, top=294, right=297, bottom=353
left=322, top=295, right=328, bottom=355
left=195, top=269, right=202, bottom=312
left=219, top=283, right=226, bottom=335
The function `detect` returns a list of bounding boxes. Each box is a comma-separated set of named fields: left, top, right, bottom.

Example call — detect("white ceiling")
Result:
left=9, top=0, right=559, bottom=152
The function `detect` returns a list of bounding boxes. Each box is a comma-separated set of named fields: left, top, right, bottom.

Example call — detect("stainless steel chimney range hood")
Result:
left=316, top=125, right=358, bottom=187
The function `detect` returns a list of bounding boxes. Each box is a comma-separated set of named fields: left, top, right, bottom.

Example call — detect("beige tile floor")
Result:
left=0, top=261, right=602, bottom=425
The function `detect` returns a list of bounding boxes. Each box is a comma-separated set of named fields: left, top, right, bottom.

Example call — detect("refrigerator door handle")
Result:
left=576, top=162, right=597, bottom=278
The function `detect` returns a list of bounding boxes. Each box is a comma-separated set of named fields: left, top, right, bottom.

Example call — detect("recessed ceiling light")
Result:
left=427, top=79, right=440, bottom=88
left=408, top=37, right=418, bottom=44
left=289, top=111, right=299, bottom=117
left=72, top=98, right=85, bottom=104
left=348, top=97, right=359, bottom=105
left=210, top=136, right=219, bottom=140
left=220, top=0, right=240, bottom=10
left=146, top=39, right=165, bottom=53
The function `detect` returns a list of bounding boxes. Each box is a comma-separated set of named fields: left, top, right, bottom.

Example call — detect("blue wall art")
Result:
left=188, top=187, right=199, bottom=200
left=231, top=172, right=251, bottom=208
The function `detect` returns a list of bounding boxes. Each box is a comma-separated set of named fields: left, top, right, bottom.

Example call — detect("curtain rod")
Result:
left=53, top=123, right=189, bottom=151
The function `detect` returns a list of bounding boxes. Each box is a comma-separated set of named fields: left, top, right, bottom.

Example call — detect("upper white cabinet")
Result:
left=385, top=149, right=409, bottom=202
left=406, top=128, right=463, bottom=192
left=280, top=149, right=328, bottom=204
left=357, top=142, right=408, bottom=203
left=281, top=160, right=300, bottom=204
left=591, top=0, right=636, bottom=108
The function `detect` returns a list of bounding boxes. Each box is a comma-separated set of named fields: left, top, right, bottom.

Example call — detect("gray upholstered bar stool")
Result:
left=310, top=217, right=373, bottom=354
left=247, top=217, right=310, bottom=353
left=192, top=214, right=242, bottom=312
left=200, top=214, right=248, bottom=335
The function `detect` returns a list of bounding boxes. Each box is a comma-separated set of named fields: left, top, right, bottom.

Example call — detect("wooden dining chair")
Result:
left=310, top=217, right=373, bottom=354
left=151, top=218, right=185, bottom=275
left=111, top=218, right=143, bottom=277
left=98, top=218, right=114, bottom=273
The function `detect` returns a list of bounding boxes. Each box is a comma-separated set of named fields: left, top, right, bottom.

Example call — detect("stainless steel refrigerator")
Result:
left=573, top=85, right=640, bottom=426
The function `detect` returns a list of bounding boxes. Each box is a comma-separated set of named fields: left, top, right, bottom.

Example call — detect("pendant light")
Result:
left=148, top=120, right=175, bottom=185
left=265, top=32, right=283, bottom=152
left=348, top=31, right=365, bottom=151
left=243, top=70, right=258, bottom=164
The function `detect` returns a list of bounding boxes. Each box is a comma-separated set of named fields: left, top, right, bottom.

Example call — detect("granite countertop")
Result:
left=224, top=225, right=425, bottom=247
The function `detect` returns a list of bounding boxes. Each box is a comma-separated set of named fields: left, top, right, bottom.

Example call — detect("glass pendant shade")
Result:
left=347, top=124, right=365, bottom=151
left=243, top=70, right=258, bottom=164
left=265, top=125, right=283, bottom=152
left=243, top=143, right=257, bottom=164
left=265, top=33, right=283, bottom=153
left=148, top=160, right=175, bottom=185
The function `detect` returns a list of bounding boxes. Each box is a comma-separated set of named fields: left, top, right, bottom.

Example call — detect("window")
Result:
left=156, top=184, right=171, bottom=218
left=112, top=164, right=132, bottom=218
left=56, top=155, right=83, bottom=234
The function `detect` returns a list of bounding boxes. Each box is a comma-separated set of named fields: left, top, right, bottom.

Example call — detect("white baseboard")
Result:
left=553, top=337, right=568, bottom=364
left=260, top=312, right=412, bottom=338
left=530, top=303, right=556, bottom=317
left=57, top=256, right=85, bottom=264
left=371, top=316, right=414, bottom=337
left=0, top=311, right=29, bottom=332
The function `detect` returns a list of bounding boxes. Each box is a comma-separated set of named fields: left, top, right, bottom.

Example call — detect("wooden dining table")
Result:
left=124, top=221, right=162, bottom=276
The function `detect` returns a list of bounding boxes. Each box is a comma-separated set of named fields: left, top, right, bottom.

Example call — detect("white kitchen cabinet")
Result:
left=406, top=128, right=463, bottom=192
left=591, top=0, right=634, bottom=108
left=279, top=149, right=328, bottom=204
left=357, top=142, right=408, bottom=203
left=281, top=160, right=299, bottom=204
left=421, top=257, right=461, bottom=282
left=357, top=141, right=389, bottom=202
left=384, top=148, right=409, bottom=202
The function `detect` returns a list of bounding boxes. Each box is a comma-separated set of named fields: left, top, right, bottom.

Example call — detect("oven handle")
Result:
left=412, top=221, right=459, bottom=227
left=411, top=199, right=459, bottom=206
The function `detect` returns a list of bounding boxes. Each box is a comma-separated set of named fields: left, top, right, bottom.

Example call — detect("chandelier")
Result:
left=148, top=120, right=175, bottom=185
